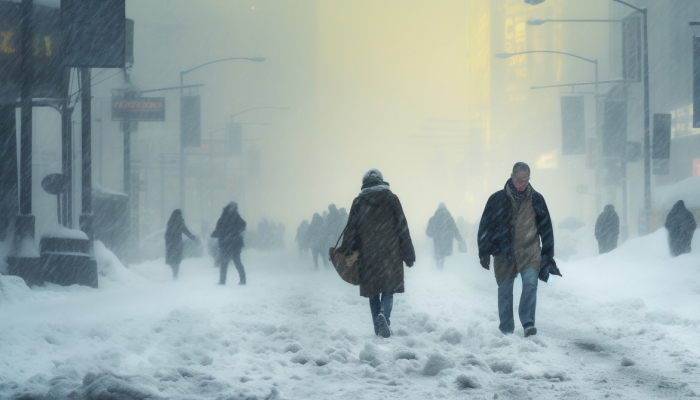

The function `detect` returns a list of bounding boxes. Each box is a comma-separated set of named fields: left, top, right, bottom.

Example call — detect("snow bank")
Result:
left=94, top=241, right=147, bottom=288
left=0, top=274, right=33, bottom=304
left=652, top=176, right=700, bottom=210
left=0, top=232, right=698, bottom=399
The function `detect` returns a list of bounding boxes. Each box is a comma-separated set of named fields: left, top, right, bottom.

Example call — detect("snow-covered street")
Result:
left=1, top=230, right=699, bottom=399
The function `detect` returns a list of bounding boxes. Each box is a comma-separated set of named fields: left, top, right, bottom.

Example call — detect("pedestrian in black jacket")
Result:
left=595, top=204, right=620, bottom=254
left=665, top=200, right=697, bottom=257
left=165, top=209, right=198, bottom=279
left=343, top=169, right=415, bottom=338
left=212, top=202, right=247, bottom=285
left=478, top=162, right=560, bottom=337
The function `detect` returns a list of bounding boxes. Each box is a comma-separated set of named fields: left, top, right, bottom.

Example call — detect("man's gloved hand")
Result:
left=406, top=260, right=414, bottom=268
left=538, top=257, right=562, bottom=282
left=479, top=255, right=490, bottom=270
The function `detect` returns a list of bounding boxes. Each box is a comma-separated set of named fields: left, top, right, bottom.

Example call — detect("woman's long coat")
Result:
left=343, top=188, right=415, bottom=297
left=165, top=218, right=195, bottom=266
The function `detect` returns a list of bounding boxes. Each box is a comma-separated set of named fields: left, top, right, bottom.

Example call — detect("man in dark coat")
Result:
left=665, top=200, right=697, bottom=257
left=212, top=202, right=247, bottom=285
left=595, top=204, right=620, bottom=254
left=307, top=213, right=328, bottom=269
left=165, top=209, right=198, bottom=279
left=343, top=169, right=415, bottom=338
left=478, top=162, right=560, bottom=337
left=426, top=203, right=464, bottom=269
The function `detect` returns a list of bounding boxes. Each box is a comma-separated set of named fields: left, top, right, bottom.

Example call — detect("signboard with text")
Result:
left=111, top=97, right=165, bottom=121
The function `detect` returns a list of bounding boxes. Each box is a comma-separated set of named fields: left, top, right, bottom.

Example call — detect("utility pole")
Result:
left=123, top=67, right=133, bottom=262
left=17, top=0, right=34, bottom=239
left=61, top=67, right=73, bottom=228
left=79, top=67, right=93, bottom=241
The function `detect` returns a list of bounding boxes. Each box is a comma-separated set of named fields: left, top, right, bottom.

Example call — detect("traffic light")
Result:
left=652, top=113, right=671, bottom=159
left=694, top=37, right=700, bottom=128
left=180, top=95, right=201, bottom=148
left=227, top=123, right=242, bottom=156
left=602, top=98, right=627, bottom=158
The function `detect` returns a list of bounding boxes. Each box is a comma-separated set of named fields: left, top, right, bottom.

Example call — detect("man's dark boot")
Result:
left=376, top=314, right=391, bottom=338
left=239, top=272, right=246, bottom=286
left=523, top=322, right=537, bottom=337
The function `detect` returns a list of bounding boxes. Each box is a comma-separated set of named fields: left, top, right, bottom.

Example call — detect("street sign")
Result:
left=694, top=37, right=700, bottom=128
left=41, top=173, right=69, bottom=195
left=111, top=97, right=165, bottom=121
left=622, top=13, right=642, bottom=83
left=652, top=113, right=671, bottom=159
left=0, top=2, right=64, bottom=103
left=61, top=0, right=126, bottom=68
left=180, top=95, right=201, bottom=147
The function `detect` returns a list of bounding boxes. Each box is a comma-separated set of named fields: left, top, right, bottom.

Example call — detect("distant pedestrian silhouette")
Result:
left=595, top=204, right=619, bottom=254
left=665, top=200, right=696, bottom=257
left=165, top=209, right=197, bottom=279
left=212, top=202, right=247, bottom=285
left=426, top=203, right=464, bottom=269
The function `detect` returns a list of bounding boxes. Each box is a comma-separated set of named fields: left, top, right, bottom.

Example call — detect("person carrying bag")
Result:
left=329, top=226, right=359, bottom=285
left=338, top=169, right=415, bottom=338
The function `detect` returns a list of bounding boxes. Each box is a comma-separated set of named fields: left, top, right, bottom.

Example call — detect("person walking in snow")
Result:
left=325, top=204, right=345, bottom=247
left=342, top=169, right=415, bottom=338
left=165, top=209, right=198, bottom=279
left=665, top=200, right=697, bottom=257
left=595, top=204, right=620, bottom=254
left=212, top=202, right=247, bottom=285
left=426, top=203, right=464, bottom=270
left=478, top=162, right=560, bottom=337
left=307, top=213, right=328, bottom=269
left=295, top=220, right=310, bottom=258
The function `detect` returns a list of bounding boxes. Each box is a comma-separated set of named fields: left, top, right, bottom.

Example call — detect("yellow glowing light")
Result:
left=536, top=152, right=558, bottom=169
left=0, top=31, right=15, bottom=54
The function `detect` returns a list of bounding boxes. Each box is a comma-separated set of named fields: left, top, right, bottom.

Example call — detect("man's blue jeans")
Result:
left=497, top=268, right=538, bottom=334
left=369, top=292, right=394, bottom=334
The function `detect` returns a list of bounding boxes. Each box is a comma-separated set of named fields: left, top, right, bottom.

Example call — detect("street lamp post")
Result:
left=178, top=57, right=265, bottom=212
left=525, top=0, right=652, bottom=233
left=496, top=50, right=602, bottom=219
left=527, top=19, right=621, bottom=25
left=495, top=50, right=598, bottom=88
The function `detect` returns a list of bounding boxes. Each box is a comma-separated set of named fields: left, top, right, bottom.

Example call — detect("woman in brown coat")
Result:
left=343, top=169, right=415, bottom=338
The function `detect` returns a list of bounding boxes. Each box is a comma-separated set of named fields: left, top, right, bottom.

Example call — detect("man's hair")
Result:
left=512, top=162, right=530, bottom=174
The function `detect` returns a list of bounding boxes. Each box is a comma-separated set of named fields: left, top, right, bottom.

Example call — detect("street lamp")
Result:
left=495, top=50, right=598, bottom=87
left=527, top=0, right=652, bottom=235
left=496, top=49, right=604, bottom=221
left=230, top=106, right=291, bottom=121
left=526, top=19, right=621, bottom=25
left=178, top=56, right=266, bottom=212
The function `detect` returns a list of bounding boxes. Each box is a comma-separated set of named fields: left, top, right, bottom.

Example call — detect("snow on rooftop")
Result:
left=41, top=224, right=89, bottom=240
